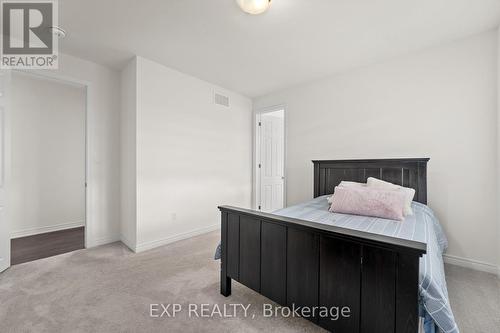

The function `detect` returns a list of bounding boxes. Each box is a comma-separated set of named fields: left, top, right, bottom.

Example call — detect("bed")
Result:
left=216, top=158, right=457, bottom=333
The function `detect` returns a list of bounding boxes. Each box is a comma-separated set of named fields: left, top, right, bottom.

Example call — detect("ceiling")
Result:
left=59, top=0, right=500, bottom=97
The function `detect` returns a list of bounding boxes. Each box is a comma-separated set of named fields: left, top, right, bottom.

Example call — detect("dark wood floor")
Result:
left=11, top=227, right=85, bottom=265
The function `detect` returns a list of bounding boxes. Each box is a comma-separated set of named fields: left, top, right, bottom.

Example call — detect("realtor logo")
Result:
left=1, top=0, right=58, bottom=69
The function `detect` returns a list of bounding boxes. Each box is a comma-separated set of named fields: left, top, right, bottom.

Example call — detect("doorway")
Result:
left=256, top=108, right=285, bottom=213
left=9, top=72, right=86, bottom=265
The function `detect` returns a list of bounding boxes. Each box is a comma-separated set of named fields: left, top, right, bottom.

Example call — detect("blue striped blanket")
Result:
left=215, top=196, right=458, bottom=333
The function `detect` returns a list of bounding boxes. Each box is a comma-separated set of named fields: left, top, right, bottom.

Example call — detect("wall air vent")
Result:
left=214, top=92, right=230, bottom=107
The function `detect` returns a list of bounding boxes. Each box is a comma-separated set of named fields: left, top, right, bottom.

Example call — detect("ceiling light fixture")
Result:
left=236, top=0, right=271, bottom=15
left=48, top=26, right=66, bottom=39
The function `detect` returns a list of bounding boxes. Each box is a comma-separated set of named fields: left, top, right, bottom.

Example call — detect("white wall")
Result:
left=497, top=26, right=500, bottom=276
left=122, top=56, right=253, bottom=252
left=120, top=58, right=137, bottom=250
left=255, top=30, right=498, bottom=271
left=10, top=73, right=85, bottom=237
left=14, top=53, right=122, bottom=247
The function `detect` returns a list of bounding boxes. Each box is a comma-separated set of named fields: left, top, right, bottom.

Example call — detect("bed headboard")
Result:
left=313, top=158, right=430, bottom=204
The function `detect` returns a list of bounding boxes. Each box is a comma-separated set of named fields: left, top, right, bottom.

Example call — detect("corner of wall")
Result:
left=497, top=26, right=500, bottom=278
left=120, top=234, right=137, bottom=253
left=119, top=56, right=138, bottom=252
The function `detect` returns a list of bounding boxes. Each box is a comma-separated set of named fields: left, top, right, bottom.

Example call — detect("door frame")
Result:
left=10, top=69, right=91, bottom=248
left=253, top=105, right=287, bottom=211
left=0, top=70, right=11, bottom=272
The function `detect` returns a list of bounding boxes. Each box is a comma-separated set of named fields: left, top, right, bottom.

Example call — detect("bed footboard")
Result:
left=219, top=206, right=426, bottom=333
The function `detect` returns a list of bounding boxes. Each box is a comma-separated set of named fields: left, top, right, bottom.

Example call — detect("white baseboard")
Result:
left=87, top=234, right=120, bottom=248
left=120, top=234, right=136, bottom=252
left=134, top=224, right=220, bottom=253
left=443, top=254, right=498, bottom=274
left=11, top=220, right=85, bottom=239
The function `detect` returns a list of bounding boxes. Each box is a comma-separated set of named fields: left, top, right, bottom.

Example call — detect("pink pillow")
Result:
left=327, top=181, right=366, bottom=204
left=329, top=186, right=406, bottom=221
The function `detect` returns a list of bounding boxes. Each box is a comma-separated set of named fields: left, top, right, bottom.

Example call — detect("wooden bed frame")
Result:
left=219, top=158, right=429, bottom=333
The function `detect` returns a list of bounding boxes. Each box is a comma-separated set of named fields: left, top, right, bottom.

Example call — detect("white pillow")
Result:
left=327, top=181, right=366, bottom=204
left=339, top=181, right=366, bottom=188
left=366, top=177, right=415, bottom=216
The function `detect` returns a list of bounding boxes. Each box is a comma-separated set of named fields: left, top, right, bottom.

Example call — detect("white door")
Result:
left=259, top=110, right=285, bottom=212
left=0, top=71, right=10, bottom=273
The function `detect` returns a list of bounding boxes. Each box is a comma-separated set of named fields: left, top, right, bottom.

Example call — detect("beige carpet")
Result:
left=0, top=231, right=323, bottom=333
left=0, top=231, right=498, bottom=333
left=445, top=264, right=500, bottom=332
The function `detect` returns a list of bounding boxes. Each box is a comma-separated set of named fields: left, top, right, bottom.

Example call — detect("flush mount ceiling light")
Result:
left=48, top=26, right=66, bottom=39
left=236, top=0, right=271, bottom=15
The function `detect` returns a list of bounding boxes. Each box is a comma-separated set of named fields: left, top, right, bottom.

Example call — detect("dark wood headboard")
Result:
left=313, top=158, right=430, bottom=204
